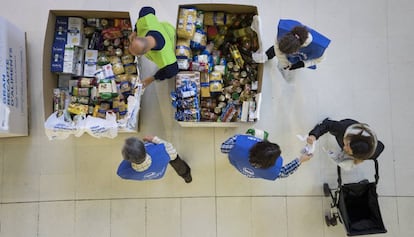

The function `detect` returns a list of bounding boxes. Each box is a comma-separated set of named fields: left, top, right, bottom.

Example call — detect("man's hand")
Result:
left=142, top=76, right=155, bottom=88
left=299, top=153, right=313, bottom=164
left=143, top=135, right=155, bottom=142
left=307, top=135, right=316, bottom=144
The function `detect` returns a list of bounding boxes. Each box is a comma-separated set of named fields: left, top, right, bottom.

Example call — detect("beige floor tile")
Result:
left=110, top=199, right=146, bottom=237
left=75, top=200, right=110, bottom=237
left=182, top=198, right=216, bottom=237
left=39, top=201, right=75, bottom=237
left=0, top=203, right=38, bottom=237
left=217, top=197, right=251, bottom=237
left=146, top=198, right=181, bottom=237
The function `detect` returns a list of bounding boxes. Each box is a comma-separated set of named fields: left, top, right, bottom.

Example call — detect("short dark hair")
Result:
left=344, top=123, right=377, bottom=160
left=249, top=141, right=281, bottom=169
left=278, top=26, right=309, bottom=54
left=350, top=140, right=371, bottom=158
left=122, top=137, right=146, bottom=164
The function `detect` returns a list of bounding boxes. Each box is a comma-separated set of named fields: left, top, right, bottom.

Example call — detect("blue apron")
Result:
left=277, top=19, right=331, bottom=69
left=228, top=135, right=283, bottom=180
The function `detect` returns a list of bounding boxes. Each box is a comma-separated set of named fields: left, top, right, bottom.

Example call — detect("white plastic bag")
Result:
left=84, top=112, right=118, bottom=139
left=44, top=111, right=79, bottom=140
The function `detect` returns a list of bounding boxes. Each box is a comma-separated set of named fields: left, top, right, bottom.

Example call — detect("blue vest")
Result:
left=228, top=135, right=283, bottom=180
left=117, top=143, right=170, bottom=180
left=277, top=19, right=331, bottom=69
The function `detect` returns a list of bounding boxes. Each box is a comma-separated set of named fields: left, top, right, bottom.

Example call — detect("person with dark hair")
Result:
left=128, top=6, right=179, bottom=88
left=306, top=118, right=385, bottom=170
left=253, top=19, right=331, bottom=79
left=221, top=134, right=312, bottom=180
left=117, top=136, right=192, bottom=183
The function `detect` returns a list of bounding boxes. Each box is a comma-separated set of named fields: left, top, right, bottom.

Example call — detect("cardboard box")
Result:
left=175, top=4, right=263, bottom=127
left=43, top=10, right=140, bottom=134
left=0, top=16, right=28, bottom=137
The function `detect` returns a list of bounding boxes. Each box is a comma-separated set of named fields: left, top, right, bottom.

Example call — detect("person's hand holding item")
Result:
left=141, top=76, right=155, bottom=88
left=307, top=135, right=316, bottom=144
left=299, top=153, right=313, bottom=164
left=143, top=135, right=155, bottom=142
left=289, top=61, right=305, bottom=70
left=252, top=52, right=268, bottom=63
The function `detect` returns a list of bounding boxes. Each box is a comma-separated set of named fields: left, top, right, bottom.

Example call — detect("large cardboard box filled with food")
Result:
left=42, top=10, right=143, bottom=140
left=0, top=16, right=28, bottom=137
left=172, top=4, right=263, bottom=127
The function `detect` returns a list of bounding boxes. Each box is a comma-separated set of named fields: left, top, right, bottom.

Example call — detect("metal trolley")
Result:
left=323, top=144, right=387, bottom=236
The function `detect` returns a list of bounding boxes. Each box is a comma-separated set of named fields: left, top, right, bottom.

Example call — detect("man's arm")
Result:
left=308, top=118, right=339, bottom=141
left=144, top=135, right=178, bottom=160
left=221, top=135, right=238, bottom=154
left=153, top=62, right=179, bottom=81
left=278, top=154, right=312, bottom=178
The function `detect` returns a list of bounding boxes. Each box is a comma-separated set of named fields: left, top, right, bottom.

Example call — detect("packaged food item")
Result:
left=204, top=12, right=227, bottom=25
left=230, top=44, right=244, bottom=68
left=77, top=77, right=97, bottom=88
left=112, top=63, right=125, bottom=75
left=177, top=8, right=197, bottom=39
left=220, top=103, right=237, bottom=122
left=176, top=39, right=192, bottom=58
left=123, top=63, right=137, bottom=74
left=175, top=71, right=201, bottom=94
left=121, top=54, right=134, bottom=64
left=177, top=58, right=190, bottom=70
left=119, top=81, right=131, bottom=94
left=67, top=103, right=89, bottom=115
left=200, top=98, right=217, bottom=110
left=209, top=71, right=223, bottom=93
left=72, top=87, right=90, bottom=97
left=70, top=96, right=89, bottom=105
left=98, top=78, right=113, bottom=100
left=109, top=56, right=121, bottom=64
left=200, top=72, right=210, bottom=98
left=190, top=29, right=207, bottom=50
left=175, top=109, right=200, bottom=122
left=195, top=10, right=204, bottom=29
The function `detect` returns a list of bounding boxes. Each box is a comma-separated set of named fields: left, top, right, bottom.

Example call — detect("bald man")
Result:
left=128, top=6, right=179, bottom=88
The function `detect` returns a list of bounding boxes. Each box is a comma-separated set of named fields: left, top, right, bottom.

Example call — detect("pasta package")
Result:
left=175, top=39, right=192, bottom=58
left=177, top=8, right=197, bottom=39
left=204, top=12, right=235, bottom=26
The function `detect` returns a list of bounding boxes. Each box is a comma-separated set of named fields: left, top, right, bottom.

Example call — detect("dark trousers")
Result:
left=169, top=155, right=192, bottom=183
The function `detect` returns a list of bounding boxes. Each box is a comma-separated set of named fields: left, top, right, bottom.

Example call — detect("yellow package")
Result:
left=176, top=39, right=191, bottom=58
left=177, top=8, right=197, bottom=39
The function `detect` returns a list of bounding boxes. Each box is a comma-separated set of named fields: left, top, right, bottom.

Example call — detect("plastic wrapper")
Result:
left=220, top=103, right=237, bottom=122
left=177, top=8, right=197, bottom=39
left=83, top=112, right=118, bottom=138
left=204, top=12, right=230, bottom=26
left=176, top=39, right=192, bottom=58
left=190, top=29, right=207, bottom=50
left=44, top=111, right=79, bottom=140
left=175, top=109, right=200, bottom=122
left=173, top=96, right=199, bottom=110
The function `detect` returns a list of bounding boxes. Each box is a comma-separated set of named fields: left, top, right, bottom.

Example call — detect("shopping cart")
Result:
left=323, top=143, right=387, bottom=236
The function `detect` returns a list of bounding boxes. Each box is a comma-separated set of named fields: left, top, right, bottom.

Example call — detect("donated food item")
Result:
left=176, top=39, right=192, bottom=58
left=177, top=8, right=197, bottom=39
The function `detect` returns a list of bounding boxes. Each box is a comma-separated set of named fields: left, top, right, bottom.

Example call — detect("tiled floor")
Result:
left=1, top=0, right=414, bottom=236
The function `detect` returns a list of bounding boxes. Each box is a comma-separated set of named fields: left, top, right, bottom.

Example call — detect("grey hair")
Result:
left=122, top=137, right=146, bottom=164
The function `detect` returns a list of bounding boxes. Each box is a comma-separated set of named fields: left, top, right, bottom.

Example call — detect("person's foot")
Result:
left=183, top=172, right=192, bottom=183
